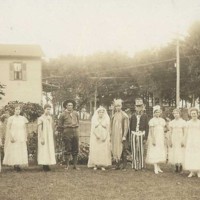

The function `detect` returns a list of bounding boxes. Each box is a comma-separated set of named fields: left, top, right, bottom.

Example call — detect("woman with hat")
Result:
left=88, top=106, right=111, bottom=170
left=57, top=99, right=80, bottom=170
left=37, top=104, right=56, bottom=171
left=146, top=105, right=166, bottom=174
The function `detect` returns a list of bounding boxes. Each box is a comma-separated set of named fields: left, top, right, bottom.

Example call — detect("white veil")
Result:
left=91, top=106, right=110, bottom=128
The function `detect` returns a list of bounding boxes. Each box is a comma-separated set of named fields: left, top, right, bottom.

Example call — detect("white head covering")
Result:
left=153, top=105, right=161, bottom=113
left=91, top=106, right=110, bottom=142
left=113, top=99, right=123, bottom=106
left=91, top=106, right=110, bottom=126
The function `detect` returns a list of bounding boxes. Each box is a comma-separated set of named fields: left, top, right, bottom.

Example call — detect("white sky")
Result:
left=0, top=0, right=200, bottom=58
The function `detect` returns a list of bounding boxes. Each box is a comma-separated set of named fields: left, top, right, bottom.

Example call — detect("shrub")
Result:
left=0, top=101, right=43, bottom=122
left=78, top=142, right=89, bottom=164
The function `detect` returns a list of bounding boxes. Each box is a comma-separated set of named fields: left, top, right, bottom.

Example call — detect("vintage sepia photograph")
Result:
left=0, top=0, right=200, bottom=199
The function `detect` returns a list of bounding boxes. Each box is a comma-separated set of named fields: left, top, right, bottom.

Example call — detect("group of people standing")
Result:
left=0, top=100, right=81, bottom=172
left=88, top=98, right=148, bottom=172
left=1, top=104, right=56, bottom=172
left=88, top=98, right=200, bottom=178
left=1, top=98, right=200, bottom=178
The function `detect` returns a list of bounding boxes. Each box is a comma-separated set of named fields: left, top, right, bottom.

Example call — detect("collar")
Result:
left=65, top=109, right=74, bottom=113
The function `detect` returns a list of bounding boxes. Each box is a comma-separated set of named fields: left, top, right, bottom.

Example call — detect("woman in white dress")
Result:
left=168, top=109, right=186, bottom=173
left=37, top=104, right=56, bottom=171
left=0, top=121, right=2, bottom=172
left=146, top=105, right=166, bottom=174
left=184, top=107, right=200, bottom=178
left=88, top=106, right=111, bottom=170
left=3, top=105, right=29, bottom=171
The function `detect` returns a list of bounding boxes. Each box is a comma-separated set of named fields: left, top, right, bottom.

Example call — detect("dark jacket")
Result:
left=130, top=113, right=149, bottom=139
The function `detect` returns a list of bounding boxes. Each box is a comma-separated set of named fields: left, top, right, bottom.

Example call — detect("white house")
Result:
left=0, top=44, right=44, bottom=107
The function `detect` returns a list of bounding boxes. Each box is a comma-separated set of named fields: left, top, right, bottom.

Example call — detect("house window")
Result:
left=10, top=62, right=27, bottom=81
left=14, top=63, right=22, bottom=80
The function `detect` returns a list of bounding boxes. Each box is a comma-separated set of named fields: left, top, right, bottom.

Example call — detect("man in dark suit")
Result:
left=130, top=98, right=149, bottom=170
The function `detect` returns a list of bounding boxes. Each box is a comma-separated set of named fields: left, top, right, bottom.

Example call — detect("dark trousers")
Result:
left=62, top=128, right=79, bottom=159
left=62, top=127, right=79, bottom=165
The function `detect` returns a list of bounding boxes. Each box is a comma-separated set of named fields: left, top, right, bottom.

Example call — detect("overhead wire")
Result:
left=84, top=54, right=200, bottom=76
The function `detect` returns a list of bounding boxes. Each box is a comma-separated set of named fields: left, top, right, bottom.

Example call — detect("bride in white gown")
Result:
left=88, top=106, right=112, bottom=170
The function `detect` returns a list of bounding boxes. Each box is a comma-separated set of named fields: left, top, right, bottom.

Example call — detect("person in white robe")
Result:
left=0, top=121, right=2, bottom=172
left=37, top=104, right=56, bottom=171
left=3, top=105, right=29, bottom=171
left=88, top=106, right=111, bottom=170
left=146, top=105, right=166, bottom=174
left=168, top=109, right=186, bottom=173
left=184, top=107, right=200, bottom=178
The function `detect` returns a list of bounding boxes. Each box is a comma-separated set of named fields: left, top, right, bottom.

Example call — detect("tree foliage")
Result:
left=0, top=101, right=43, bottom=122
left=0, top=83, right=5, bottom=100
left=43, top=21, right=200, bottom=109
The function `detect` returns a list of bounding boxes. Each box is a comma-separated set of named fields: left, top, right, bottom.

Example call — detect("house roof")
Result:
left=42, top=82, right=60, bottom=92
left=0, top=44, right=44, bottom=57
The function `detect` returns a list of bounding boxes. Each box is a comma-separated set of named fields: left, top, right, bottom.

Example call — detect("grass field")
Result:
left=0, top=164, right=200, bottom=200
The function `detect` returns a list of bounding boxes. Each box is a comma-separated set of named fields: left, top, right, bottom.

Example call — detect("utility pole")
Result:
left=176, top=34, right=180, bottom=108
left=94, top=82, right=97, bottom=111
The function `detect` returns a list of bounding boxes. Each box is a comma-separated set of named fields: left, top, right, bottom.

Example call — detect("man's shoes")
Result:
left=65, top=165, right=69, bottom=170
left=73, top=166, right=80, bottom=170
left=115, top=166, right=120, bottom=170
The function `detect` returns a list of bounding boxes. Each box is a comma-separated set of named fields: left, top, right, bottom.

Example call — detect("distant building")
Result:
left=0, top=44, right=44, bottom=107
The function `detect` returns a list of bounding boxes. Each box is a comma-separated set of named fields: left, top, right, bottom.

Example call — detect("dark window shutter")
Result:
left=9, top=63, right=14, bottom=80
left=22, top=63, right=27, bottom=81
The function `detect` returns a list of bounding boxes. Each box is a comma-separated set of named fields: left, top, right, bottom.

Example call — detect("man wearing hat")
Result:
left=57, top=100, right=80, bottom=170
left=130, top=98, right=149, bottom=170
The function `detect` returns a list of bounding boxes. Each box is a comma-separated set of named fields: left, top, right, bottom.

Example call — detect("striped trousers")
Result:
left=131, top=131, right=145, bottom=170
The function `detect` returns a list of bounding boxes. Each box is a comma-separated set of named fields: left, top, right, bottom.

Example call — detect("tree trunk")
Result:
left=159, top=93, right=163, bottom=107
left=192, top=94, right=195, bottom=107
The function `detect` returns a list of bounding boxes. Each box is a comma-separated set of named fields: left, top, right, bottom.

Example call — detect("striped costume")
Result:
left=130, top=113, right=148, bottom=170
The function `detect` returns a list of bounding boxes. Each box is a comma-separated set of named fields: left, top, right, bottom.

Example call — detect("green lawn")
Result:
left=0, top=164, right=200, bottom=200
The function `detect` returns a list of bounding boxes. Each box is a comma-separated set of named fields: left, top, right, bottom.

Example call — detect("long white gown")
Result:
left=37, top=115, right=56, bottom=165
left=88, top=111, right=111, bottom=168
left=146, top=117, right=166, bottom=164
left=3, top=115, right=28, bottom=166
left=0, top=121, right=2, bottom=171
left=184, top=119, right=200, bottom=171
left=168, top=118, right=186, bottom=164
